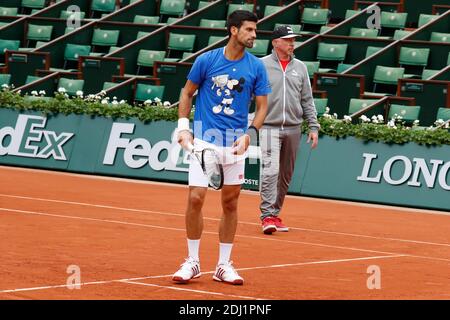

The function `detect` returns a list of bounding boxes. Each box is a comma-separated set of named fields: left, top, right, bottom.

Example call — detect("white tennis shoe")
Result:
left=213, top=261, right=244, bottom=285
left=172, top=257, right=201, bottom=283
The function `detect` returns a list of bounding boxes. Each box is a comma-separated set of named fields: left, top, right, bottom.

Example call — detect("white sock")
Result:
left=187, top=239, right=200, bottom=261
left=218, top=243, right=233, bottom=265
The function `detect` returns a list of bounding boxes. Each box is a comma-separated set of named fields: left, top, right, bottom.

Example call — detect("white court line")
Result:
left=0, top=254, right=405, bottom=295
left=2, top=207, right=450, bottom=263
left=1, top=193, right=450, bottom=248
left=1, top=164, right=449, bottom=216
left=120, top=280, right=267, bottom=300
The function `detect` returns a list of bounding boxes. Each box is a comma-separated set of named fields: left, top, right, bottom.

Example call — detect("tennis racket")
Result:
left=187, top=142, right=224, bottom=190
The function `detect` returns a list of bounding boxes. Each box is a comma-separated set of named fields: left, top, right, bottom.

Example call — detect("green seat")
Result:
left=345, top=9, right=360, bottom=19
left=314, top=98, right=328, bottom=116
left=136, top=31, right=151, bottom=39
left=301, top=8, right=329, bottom=25
left=274, top=23, right=302, bottom=34
left=91, top=0, right=116, bottom=13
left=227, top=3, right=254, bottom=16
left=135, top=84, right=165, bottom=102
left=0, top=39, right=20, bottom=55
left=137, top=50, right=166, bottom=73
left=0, top=7, right=18, bottom=16
left=421, top=69, right=439, bottom=80
left=166, top=17, right=180, bottom=24
left=60, top=10, right=86, bottom=20
left=22, top=0, right=45, bottom=9
left=163, top=57, right=179, bottom=62
left=388, top=104, right=421, bottom=123
left=418, top=14, right=438, bottom=27
left=58, top=78, right=84, bottom=96
left=264, top=5, right=282, bottom=17
left=159, top=0, right=186, bottom=16
left=199, top=19, right=225, bottom=28
left=317, top=43, right=348, bottom=61
left=64, top=43, right=91, bottom=62
left=399, top=47, right=430, bottom=67
left=109, top=46, right=120, bottom=53
left=208, top=35, right=225, bottom=46
left=167, top=33, right=196, bottom=52
left=348, top=99, right=380, bottom=114
left=246, top=39, right=269, bottom=57
left=336, top=63, right=354, bottom=73
left=197, top=1, right=210, bottom=10
left=26, top=24, right=53, bottom=47
left=103, top=81, right=116, bottom=90
left=430, top=32, right=450, bottom=43
left=436, top=107, right=450, bottom=121
left=303, top=61, right=320, bottom=78
left=92, top=29, right=120, bottom=47
left=25, top=75, right=41, bottom=84
left=319, top=26, right=331, bottom=34
left=365, top=46, right=382, bottom=58
left=373, top=66, right=405, bottom=85
left=380, top=12, right=408, bottom=29
left=349, top=27, right=379, bottom=38
left=181, top=52, right=193, bottom=60
left=133, top=15, right=160, bottom=24
left=393, top=29, right=412, bottom=40
left=0, top=73, right=11, bottom=86
left=65, top=26, right=76, bottom=34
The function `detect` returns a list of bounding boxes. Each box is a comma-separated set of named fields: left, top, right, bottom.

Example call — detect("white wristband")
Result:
left=177, top=117, right=190, bottom=131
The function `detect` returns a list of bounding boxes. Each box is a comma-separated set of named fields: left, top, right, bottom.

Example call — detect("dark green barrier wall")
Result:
left=1, top=109, right=448, bottom=211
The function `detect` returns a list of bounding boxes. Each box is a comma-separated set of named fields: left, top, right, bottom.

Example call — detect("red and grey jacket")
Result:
left=260, top=50, right=320, bottom=131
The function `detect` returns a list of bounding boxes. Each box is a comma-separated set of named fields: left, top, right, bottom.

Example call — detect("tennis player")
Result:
left=173, top=10, right=270, bottom=285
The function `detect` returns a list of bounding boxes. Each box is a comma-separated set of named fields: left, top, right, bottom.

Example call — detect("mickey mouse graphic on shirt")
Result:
left=210, top=74, right=245, bottom=116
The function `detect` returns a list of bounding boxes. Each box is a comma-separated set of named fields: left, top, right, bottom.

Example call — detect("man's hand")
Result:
left=306, top=131, right=318, bottom=149
left=177, top=129, right=193, bottom=150
left=232, top=134, right=250, bottom=155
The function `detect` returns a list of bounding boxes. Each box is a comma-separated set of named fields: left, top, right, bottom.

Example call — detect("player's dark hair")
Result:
left=226, top=10, right=258, bottom=37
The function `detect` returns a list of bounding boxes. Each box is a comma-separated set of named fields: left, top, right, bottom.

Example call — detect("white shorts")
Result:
left=188, top=139, right=246, bottom=187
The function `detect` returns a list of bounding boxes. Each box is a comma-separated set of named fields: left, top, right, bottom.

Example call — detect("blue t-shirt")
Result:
left=187, top=47, right=271, bottom=147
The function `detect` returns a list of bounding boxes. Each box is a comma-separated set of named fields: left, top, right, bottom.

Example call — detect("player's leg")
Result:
left=259, top=127, right=281, bottom=234
left=273, top=126, right=301, bottom=231
left=213, top=162, right=244, bottom=285
left=173, top=159, right=208, bottom=283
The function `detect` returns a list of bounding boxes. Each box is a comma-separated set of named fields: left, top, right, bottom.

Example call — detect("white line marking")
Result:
left=1, top=165, right=449, bottom=216
left=2, top=207, right=450, bottom=263
left=1, top=193, right=450, bottom=248
left=0, top=255, right=404, bottom=294
left=120, top=280, right=267, bottom=300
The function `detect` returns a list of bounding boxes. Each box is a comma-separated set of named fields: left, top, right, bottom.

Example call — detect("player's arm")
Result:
left=232, top=95, right=268, bottom=155
left=177, top=80, right=199, bottom=149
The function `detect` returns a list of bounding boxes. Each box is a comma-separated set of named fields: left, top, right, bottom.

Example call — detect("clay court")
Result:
left=0, top=165, right=449, bottom=300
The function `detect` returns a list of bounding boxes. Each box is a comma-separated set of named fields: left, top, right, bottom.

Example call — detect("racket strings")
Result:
left=202, top=149, right=223, bottom=189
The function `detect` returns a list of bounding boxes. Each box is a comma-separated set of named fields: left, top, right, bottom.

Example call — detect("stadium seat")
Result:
left=380, top=12, right=408, bottom=37
left=349, top=28, right=379, bottom=38
left=430, top=32, right=450, bottom=43
left=133, top=15, right=159, bottom=24
left=91, top=29, right=120, bottom=51
left=60, top=10, right=86, bottom=20
left=197, top=1, right=210, bottom=10
left=303, top=61, right=320, bottom=78
left=25, top=75, right=41, bottom=84
left=421, top=69, right=439, bottom=80
left=91, top=0, right=116, bottom=17
left=399, top=47, right=430, bottom=67
left=369, top=65, right=405, bottom=94
left=208, top=35, right=225, bottom=46
left=181, top=52, right=193, bottom=60
left=102, top=81, right=116, bottom=90
left=22, top=0, right=46, bottom=10
left=393, top=29, right=412, bottom=40
left=418, top=14, right=438, bottom=27
left=388, top=104, right=421, bottom=124
left=264, top=5, right=283, bottom=17
left=436, top=107, right=450, bottom=121
left=159, top=0, right=186, bottom=19
left=365, top=46, right=382, bottom=58
left=348, top=99, right=380, bottom=115
left=64, top=44, right=91, bottom=69
left=227, top=3, right=254, bottom=16
left=317, top=43, right=347, bottom=61
left=135, top=84, right=165, bottom=102
left=137, top=50, right=166, bottom=74
left=319, top=26, right=331, bottom=34
left=136, top=31, right=151, bottom=39
left=0, top=7, right=18, bottom=16
left=314, top=98, right=328, bottom=116
left=26, top=24, right=53, bottom=47
left=167, top=33, right=196, bottom=57
left=199, top=19, right=226, bottom=28
left=0, top=39, right=20, bottom=56
left=0, top=73, right=11, bottom=86
left=336, top=63, right=354, bottom=73
left=344, top=9, right=360, bottom=19
left=57, top=78, right=85, bottom=96
left=246, top=39, right=269, bottom=57
left=301, top=8, right=329, bottom=25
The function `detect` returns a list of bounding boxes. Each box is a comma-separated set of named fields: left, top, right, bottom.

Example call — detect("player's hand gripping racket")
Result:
left=187, top=142, right=224, bottom=190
